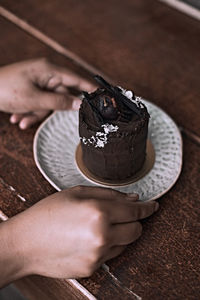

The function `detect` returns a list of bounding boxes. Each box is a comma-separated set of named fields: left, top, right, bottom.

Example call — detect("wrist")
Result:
left=0, top=214, right=32, bottom=287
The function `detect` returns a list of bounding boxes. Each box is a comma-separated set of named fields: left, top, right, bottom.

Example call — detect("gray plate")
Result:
left=33, top=100, right=183, bottom=201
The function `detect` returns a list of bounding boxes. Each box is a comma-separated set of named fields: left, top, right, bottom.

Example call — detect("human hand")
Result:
left=2, top=186, right=158, bottom=281
left=0, top=58, right=94, bottom=129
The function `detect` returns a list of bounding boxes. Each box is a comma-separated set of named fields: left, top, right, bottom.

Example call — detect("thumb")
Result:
left=39, top=91, right=82, bottom=111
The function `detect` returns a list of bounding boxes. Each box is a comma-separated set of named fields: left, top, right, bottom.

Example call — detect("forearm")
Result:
left=0, top=216, right=30, bottom=288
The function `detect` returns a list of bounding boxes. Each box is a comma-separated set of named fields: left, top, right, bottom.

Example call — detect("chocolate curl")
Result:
left=82, top=90, right=104, bottom=123
left=94, top=75, right=141, bottom=116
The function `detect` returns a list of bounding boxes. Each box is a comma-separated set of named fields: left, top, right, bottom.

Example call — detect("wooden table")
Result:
left=0, top=1, right=199, bottom=299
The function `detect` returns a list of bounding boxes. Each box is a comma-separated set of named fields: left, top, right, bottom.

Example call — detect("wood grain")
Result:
left=14, top=277, right=90, bottom=300
left=0, top=16, right=95, bottom=82
left=0, top=2, right=200, bottom=299
left=1, top=0, right=200, bottom=135
left=79, top=138, right=200, bottom=299
left=1, top=112, right=200, bottom=299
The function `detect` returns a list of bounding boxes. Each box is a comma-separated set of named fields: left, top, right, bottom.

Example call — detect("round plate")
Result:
left=33, top=100, right=183, bottom=201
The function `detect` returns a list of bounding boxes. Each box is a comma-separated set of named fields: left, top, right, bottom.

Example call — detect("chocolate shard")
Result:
left=94, top=75, right=115, bottom=93
left=94, top=75, right=142, bottom=116
left=82, top=91, right=104, bottom=123
left=82, top=91, right=89, bottom=98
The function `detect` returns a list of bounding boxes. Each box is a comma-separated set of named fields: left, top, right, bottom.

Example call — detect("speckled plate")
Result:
left=33, top=100, right=182, bottom=201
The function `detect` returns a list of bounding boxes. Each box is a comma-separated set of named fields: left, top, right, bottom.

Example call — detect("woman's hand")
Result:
left=0, top=58, right=94, bottom=129
left=0, top=186, right=158, bottom=287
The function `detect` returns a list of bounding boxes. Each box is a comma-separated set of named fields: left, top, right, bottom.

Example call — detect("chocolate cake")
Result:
left=79, top=76, right=150, bottom=181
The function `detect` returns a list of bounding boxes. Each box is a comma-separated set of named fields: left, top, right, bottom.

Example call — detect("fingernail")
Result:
left=10, top=115, right=17, bottom=123
left=127, top=193, right=139, bottom=197
left=55, top=85, right=68, bottom=93
left=72, top=99, right=81, bottom=110
left=19, top=121, right=26, bottom=130
left=126, top=193, right=139, bottom=200
left=154, top=202, right=159, bottom=211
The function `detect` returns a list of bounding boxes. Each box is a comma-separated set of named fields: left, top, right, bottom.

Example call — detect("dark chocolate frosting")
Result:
left=79, top=76, right=150, bottom=181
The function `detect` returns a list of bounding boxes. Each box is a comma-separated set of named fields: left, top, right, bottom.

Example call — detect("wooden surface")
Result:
left=0, top=1, right=199, bottom=299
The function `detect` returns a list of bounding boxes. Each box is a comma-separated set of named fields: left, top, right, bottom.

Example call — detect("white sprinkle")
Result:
left=9, top=186, right=15, bottom=192
left=96, top=139, right=105, bottom=148
left=102, top=124, right=118, bottom=134
left=96, top=132, right=105, bottom=137
left=8, top=184, right=27, bottom=202
left=125, top=90, right=133, bottom=99
left=16, top=194, right=26, bottom=202
left=118, top=86, right=145, bottom=108
left=80, top=123, right=118, bottom=148
left=82, top=137, right=87, bottom=144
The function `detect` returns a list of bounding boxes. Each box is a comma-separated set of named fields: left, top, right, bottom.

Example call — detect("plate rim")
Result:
left=33, top=111, right=63, bottom=191
left=33, top=100, right=183, bottom=200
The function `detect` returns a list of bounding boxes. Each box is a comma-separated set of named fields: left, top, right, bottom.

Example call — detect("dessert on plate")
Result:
left=79, top=76, right=150, bottom=181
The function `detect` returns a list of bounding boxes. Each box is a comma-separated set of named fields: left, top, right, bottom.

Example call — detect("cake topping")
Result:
left=97, top=94, right=119, bottom=121
left=80, top=75, right=150, bottom=151
left=82, top=75, right=149, bottom=127
left=118, top=87, right=145, bottom=109
left=94, top=75, right=142, bottom=116
left=81, top=123, right=119, bottom=148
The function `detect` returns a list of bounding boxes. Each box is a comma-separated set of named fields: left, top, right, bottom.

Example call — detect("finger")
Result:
left=69, top=186, right=158, bottom=223
left=46, top=76, right=69, bottom=93
left=19, top=111, right=49, bottom=129
left=35, top=73, right=67, bottom=93
left=70, top=186, right=139, bottom=202
left=48, top=63, right=96, bottom=91
left=10, top=113, right=24, bottom=124
left=19, top=115, right=38, bottom=129
left=47, top=75, right=62, bottom=90
left=71, top=98, right=82, bottom=110
left=39, top=92, right=82, bottom=111
left=54, top=70, right=95, bottom=91
left=109, top=200, right=159, bottom=224
left=31, top=59, right=96, bottom=92
left=54, top=85, right=68, bottom=93
left=102, top=245, right=126, bottom=262
left=130, top=200, right=159, bottom=220
left=110, top=222, right=142, bottom=246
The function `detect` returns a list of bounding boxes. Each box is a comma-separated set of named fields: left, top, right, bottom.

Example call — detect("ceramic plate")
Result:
left=33, top=100, right=182, bottom=201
